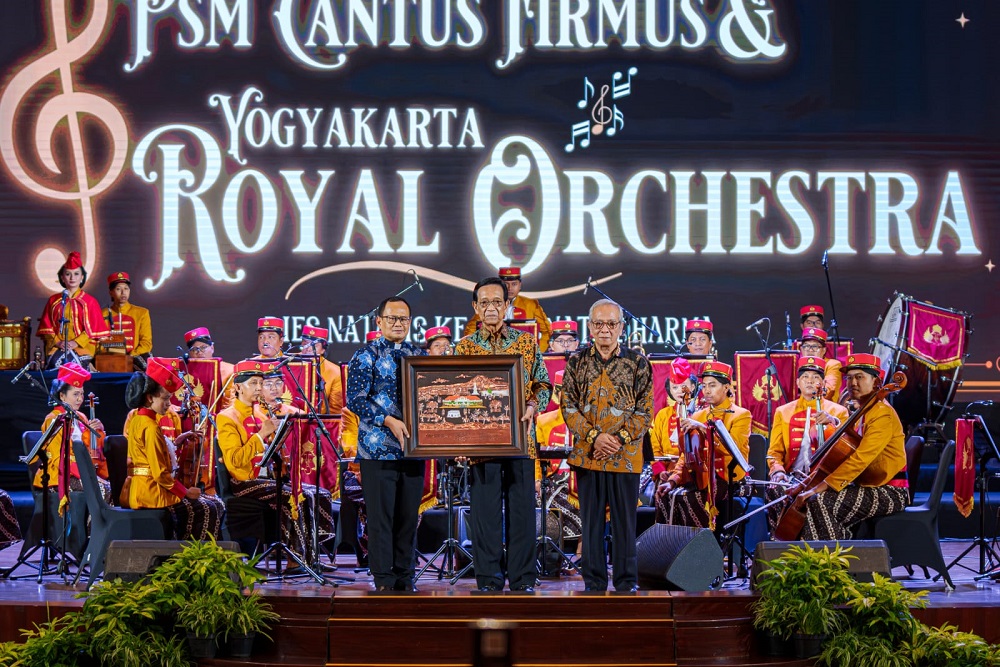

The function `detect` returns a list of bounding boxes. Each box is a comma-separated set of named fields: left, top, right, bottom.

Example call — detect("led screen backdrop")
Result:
left=1, top=1, right=997, bottom=415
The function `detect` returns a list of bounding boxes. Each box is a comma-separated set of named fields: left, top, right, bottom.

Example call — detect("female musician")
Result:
left=124, top=357, right=224, bottom=540
left=0, top=489, right=21, bottom=546
left=35, top=362, right=111, bottom=504
left=216, top=359, right=310, bottom=558
left=790, top=354, right=908, bottom=540
left=650, top=371, right=699, bottom=495
left=37, top=251, right=110, bottom=368
left=656, top=361, right=751, bottom=529
left=764, top=357, right=850, bottom=533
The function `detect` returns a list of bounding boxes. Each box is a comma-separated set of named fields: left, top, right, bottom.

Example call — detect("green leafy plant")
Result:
left=820, top=628, right=911, bottom=667
left=148, top=537, right=264, bottom=602
left=0, top=640, right=23, bottom=667
left=907, top=622, right=1000, bottom=667
left=844, top=574, right=926, bottom=643
left=227, top=593, right=281, bottom=640
left=175, top=592, right=231, bottom=639
left=16, top=614, right=90, bottom=667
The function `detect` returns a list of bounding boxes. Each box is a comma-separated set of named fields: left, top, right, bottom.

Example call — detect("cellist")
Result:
left=657, top=361, right=751, bottom=530
left=790, top=354, right=908, bottom=540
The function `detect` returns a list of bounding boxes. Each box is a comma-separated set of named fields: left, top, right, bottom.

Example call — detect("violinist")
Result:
left=657, top=361, right=751, bottom=530
left=36, top=362, right=111, bottom=505
left=649, top=370, right=698, bottom=490
left=764, top=356, right=849, bottom=533
left=37, top=251, right=110, bottom=368
left=792, top=353, right=908, bottom=541
left=124, top=357, right=224, bottom=539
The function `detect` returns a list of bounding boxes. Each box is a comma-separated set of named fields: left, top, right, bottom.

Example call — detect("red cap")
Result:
left=498, top=267, right=521, bottom=280
left=366, top=331, right=381, bottom=342
left=262, top=361, right=284, bottom=378
left=699, top=361, right=733, bottom=383
left=184, top=327, right=212, bottom=346
left=797, top=356, right=826, bottom=376
left=553, top=369, right=565, bottom=386
left=146, top=357, right=183, bottom=393
left=685, top=319, right=713, bottom=336
left=551, top=320, right=578, bottom=337
left=257, top=317, right=283, bottom=334
left=800, top=304, right=825, bottom=319
left=61, top=251, right=83, bottom=272
left=301, top=324, right=328, bottom=343
left=57, top=362, right=91, bottom=388
left=107, top=271, right=130, bottom=288
left=842, top=353, right=884, bottom=380
left=800, top=327, right=828, bottom=344
left=424, top=326, right=452, bottom=343
left=233, top=359, right=267, bottom=378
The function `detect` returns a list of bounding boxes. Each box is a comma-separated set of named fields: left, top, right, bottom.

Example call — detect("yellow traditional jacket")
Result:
left=824, top=398, right=906, bottom=491
left=767, top=397, right=849, bottom=476
left=34, top=406, right=106, bottom=487
left=824, top=358, right=843, bottom=402
left=669, top=398, right=751, bottom=486
left=127, top=408, right=186, bottom=508
left=217, top=399, right=266, bottom=482
left=100, top=302, right=153, bottom=355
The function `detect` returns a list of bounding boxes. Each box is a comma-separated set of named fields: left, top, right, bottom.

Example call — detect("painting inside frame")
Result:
left=401, top=355, right=527, bottom=458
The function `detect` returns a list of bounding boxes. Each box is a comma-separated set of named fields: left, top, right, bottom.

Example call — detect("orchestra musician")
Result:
left=35, top=362, right=111, bottom=504
left=764, top=356, right=850, bottom=533
left=548, top=320, right=580, bottom=353
left=456, top=277, right=551, bottom=593
left=656, top=361, right=750, bottom=530
left=423, top=325, right=453, bottom=355
left=123, top=357, right=224, bottom=539
left=799, top=327, right=844, bottom=402
left=791, top=353, right=909, bottom=541
left=0, top=488, right=20, bottom=547
left=346, top=297, right=425, bottom=592
left=299, top=324, right=344, bottom=414
left=463, top=267, right=553, bottom=352
left=216, top=359, right=310, bottom=558
left=649, top=371, right=699, bottom=492
left=100, top=272, right=152, bottom=365
left=800, top=304, right=825, bottom=331
left=256, top=316, right=285, bottom=359
left=183, top=326, right=234, bottom=410
left=683, top=319, right=715, bottom=357
left=562, top=299, right=652, bottom=592
left=37, top=251, right=110, bottom=368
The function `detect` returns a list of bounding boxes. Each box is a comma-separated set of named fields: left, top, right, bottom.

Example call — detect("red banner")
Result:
left=733, top=352, right=798, bottom=434
left=954, top=419, right=975, bottom=518
left=793, top=338, right=853, bottom=361
left=282, top=360, right=318, bottom=409
left=906, top=303, right=967, bottom=371
left=542, top=354, right=567, bottom=412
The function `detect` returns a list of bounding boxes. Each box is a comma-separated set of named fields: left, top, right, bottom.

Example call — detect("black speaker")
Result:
left=751, top=540, right=891, bottom=588
left=105, top=540, right=241, bottom=582
left=636, top=524, right=724, bottom=591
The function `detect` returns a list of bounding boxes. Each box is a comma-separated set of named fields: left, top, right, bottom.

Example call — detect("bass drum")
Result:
left=870, top=293, right=967, bottom=432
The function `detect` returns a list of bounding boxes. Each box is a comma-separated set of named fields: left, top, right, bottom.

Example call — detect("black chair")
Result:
left=748, top=433, right=768, bottom=482
left=71, top=439, right=169, bottom=588
left=874, top=440, right=955, bottom=589
left=104, top=435, right=129, bottom=507
left=903, top=435, right=925, bottom=505
left=19, top=431, right=88, bottom=561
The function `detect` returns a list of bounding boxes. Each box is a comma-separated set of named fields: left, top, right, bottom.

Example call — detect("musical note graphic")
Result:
left=0, top=0, right=128, bottom=291
left=565, top=121, right=591, bottom=152
left=577, top=77, right=595, bottom=109
left=612, top=67, right=638, bottom=99
left=606, top=106, right=625, bottom=137
left=590, top=85, right=612, bottom=135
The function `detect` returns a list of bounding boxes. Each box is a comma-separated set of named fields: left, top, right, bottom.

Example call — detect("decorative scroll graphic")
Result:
left=565, top=67, right=637, bottom=152
left=0, top=0, right=128, bottom=292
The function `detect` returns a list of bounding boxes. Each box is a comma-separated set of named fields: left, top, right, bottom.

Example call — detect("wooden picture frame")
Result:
left=401, top=355, right=527, bottom=458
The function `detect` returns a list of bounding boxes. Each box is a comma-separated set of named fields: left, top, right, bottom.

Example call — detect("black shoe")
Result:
left=374, top=585, right=392, bottom=592
left=513, top=584, right=535, bottom=593
left=618, top=585, right=639, bottom=593
left=477, top=584, right=501, bottom=592
left=393, top=581, right=418, bottom=592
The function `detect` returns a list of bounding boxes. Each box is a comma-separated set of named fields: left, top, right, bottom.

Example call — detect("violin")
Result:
left=676, top=388, right=710, bottom=490
left=773, top=371, right=906, bottom=541
left=86, top=392, right=109, bottom=479
left=176, top=387, right=212, bottom=490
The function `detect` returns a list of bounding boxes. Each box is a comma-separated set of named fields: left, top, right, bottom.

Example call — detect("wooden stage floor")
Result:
left=1, top=539, right=999, bottom=666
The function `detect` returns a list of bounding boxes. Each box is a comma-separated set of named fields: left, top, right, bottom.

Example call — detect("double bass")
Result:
left=772, top=371, right=906, bottom=541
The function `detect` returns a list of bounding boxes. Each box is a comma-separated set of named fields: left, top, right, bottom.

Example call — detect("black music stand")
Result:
left=255, top=417, right=326, bottom=584
left=415, top=460, right=474, bottom=584
left=710, top=419, right=755, bottom=580
left=536, top=448, right=578, bottom=578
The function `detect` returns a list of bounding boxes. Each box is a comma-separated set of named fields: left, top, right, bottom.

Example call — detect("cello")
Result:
left=772, top=371, right=906, bottom=541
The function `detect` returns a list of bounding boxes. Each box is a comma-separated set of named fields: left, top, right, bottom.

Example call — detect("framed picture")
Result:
left=401, top=355, right=527, bottom=458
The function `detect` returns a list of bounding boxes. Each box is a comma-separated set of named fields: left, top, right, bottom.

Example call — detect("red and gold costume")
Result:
left=38, top=292, right=109, bottom=359
left=799, top=327, right=843, bottom=401
left=101, top=302, right=152, bottom=356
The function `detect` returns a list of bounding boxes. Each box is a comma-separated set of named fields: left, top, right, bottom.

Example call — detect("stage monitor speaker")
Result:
left=751, top=540, right=890, bottom=589
left=105, top=539, right=241, bottom=582
left=636, top=524, right=724, bottom=591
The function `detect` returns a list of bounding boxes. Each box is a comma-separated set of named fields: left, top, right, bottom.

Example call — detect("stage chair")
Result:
left=874, top=440, right=955, bottom=589
left=19, top=431, right=88, bottom=560
left=213, top=443, right=277, bottom=555
left=104, top=435, right=129, bottom=507
left=71, top=439, right=169, bottom=588
left=903, top=435, right=925, bottom=505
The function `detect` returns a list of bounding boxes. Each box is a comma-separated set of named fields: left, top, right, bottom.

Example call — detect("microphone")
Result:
left=10, top=364, right=31, bottom=385
left=745, top=317, right=768, bottom=331
left=412, top=271, right=424, bottom=292
left=583, top=276, right=592, bottom=295
left=785, top=311, right=793, bottom=349
left=175, top=345, right=190, bottom=363
left=272, top=355, right=293, bottom=370
left=821, top=250, right=829, bottom=267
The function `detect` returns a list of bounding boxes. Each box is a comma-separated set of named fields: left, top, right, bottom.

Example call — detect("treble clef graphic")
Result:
left=590, top=84, right=612, bottom=135
left=0, top=0, right=128, bottom=292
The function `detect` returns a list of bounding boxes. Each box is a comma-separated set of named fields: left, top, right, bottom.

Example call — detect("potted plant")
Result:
left=752, top=543, right=856, bottom=658
left=223, top=592, right=281, bottom=658
left=907, top=622, right=1000, bottom=666
left=176, top=591, right=231, bottom=659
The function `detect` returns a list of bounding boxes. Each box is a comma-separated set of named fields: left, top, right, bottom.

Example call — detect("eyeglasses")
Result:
left=380, top=316, right=411, bottom=325
left=800, top=344, right=826, bottom=352
left=590, top=320, right=622, bottom=331
left=477, top=299, right=506, bottom=309
left=189, top=345, right=212, bottom=354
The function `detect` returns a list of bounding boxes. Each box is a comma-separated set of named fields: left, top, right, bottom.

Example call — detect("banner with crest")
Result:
left=281, top=360, right=318, bottom=410
left=542, top=354, right=568, bottom=412
left=734, top=352, right=798, bottom=434
left=906, top=303, right=968, bottom=371
left=954, top=418, right=975, bottom=518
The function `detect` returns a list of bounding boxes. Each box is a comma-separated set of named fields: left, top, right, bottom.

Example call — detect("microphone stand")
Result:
left=821, top=252, right=842, bottom=351
left=51, top=290, right=83, bottom=369
left=583, top=277, right=662, bottom=347
left=341, top=273, right=422, bottom=338
left=750, top=321, right=787, bottom=436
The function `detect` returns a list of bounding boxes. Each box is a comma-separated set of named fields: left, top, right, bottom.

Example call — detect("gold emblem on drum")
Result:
left=752, top=375, right=782, bottom=402
left=922, top=324, right=950, bottom=346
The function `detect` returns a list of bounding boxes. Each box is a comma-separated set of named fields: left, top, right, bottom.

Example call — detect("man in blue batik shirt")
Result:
left=346, top=296, right=425, bottom=591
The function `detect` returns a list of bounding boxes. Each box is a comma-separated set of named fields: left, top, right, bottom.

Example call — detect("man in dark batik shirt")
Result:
left=455, top=276, right=551, bottom=593
left=346, top=297, right=425, bottom=592
left=562, top=299, right=653, bottom=592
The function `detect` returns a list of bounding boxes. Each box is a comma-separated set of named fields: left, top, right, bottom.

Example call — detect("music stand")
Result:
left=536, top=448, right=578, bottom=578
left=710, top=419, right=754, bottom=579
left=255, top=415, right=326, bottom=584
left=416, top=460, right=474, bottom=584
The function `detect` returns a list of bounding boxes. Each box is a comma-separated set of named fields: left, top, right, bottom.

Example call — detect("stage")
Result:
left=1, top=540, right=998, bottom=667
